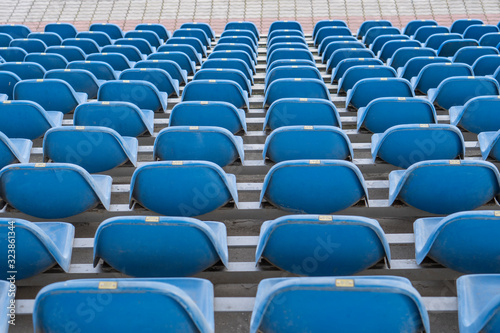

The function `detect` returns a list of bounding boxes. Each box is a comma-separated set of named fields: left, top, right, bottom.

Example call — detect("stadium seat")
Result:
left=378, top=39, right=422, bottom=62
left=166, top=37, right=207, bottom=57
left=43, top=126, right=138, bottom=173
left=0, top=131, right=31, bottom=168
left=0, top=71, right=21, bottom=99
left=424, top=33, right=463, bottom=50
left=269, top=35, right=307, bottom=48
left=479, top=129, right=500, bottom=160
left=149, top=51, right=196, bottom=75
left=463, top=24, right=499, bottom=40
left=346, top=78, right=414, bottom=110
left=428, top=76, right=499, bottom=110
left=322, top=41, right=365, bottom=64
left=263, top=98, right=341, bottom=130
left=130, top=161, right=238, bottom=217
left=357, top=20, right=393, bottom=38
left=225, top=21, right=260, bottom=40
left=62, top=37, right=100, bottom=54
left=154, top=126, right=244, bottom=167
left=14, top=78, right=87, bottom=114
left=0, top=24, right=31, bottom=39
left=45, top=68, right=102, bottom=99
left=263, top=125, right=353, bottom=162
left=363, top=26, right=401, bottom=46
left=76, top=31, right=112, bottom=47
left=98, top=80, right=167, bottom=112
left=182, top=80, right=249, bottom=109
left=86, top=52, right=134, bottom=71
left=332, top=58, right=384, bottom=83
left=338, top=64, right=396, bottom=93
left=0, top=163, right=111, bottom=218
left=387, top=47, right=436, bottom=69
left=398, top=56, right=451, bottom=80
left=452, top=46, right=499, bottom=65
left=268, top=48, right=314, bottom=67
left=403, top=19, right=437, bottom=36
left=357, top=97, right=437, bottom=133
left=314, top=26, right=352, bottom=46
left=266, top=65, right=322, bottom=90
left=135, top=59, right=187, bottom=84
left=268, top=21, right=303, bottom=34
left=46, top=45, right=86, bottom=62
left=172, top=28, right=210, bottom=48
left=33, top=278, right=215, bottom=332
left=181, top=22, right=215, bottom=40
left=74, top=101, right=154, bottom=137
left=388, top=160, right=500, bottom=214
left=0, top=100, right=62, bottom=139
left=479, top=32, right=500, bottom=47
left=44, top=22, right=78, bottom=39
left=450, top=19, right=484, bottom=34
left=415, top=211, right=500, bottom=274
left=10, top=38, right=46, bottom=53
left=371, top=34, right=410, bottom=54
left=169, top=101, right=247, bottom=134
left=89, top=23, right=124, bottom=39
left=119, top=68, right=179, bottom=97
left=0, top=46, right=27, bottom=61
left=136, top=23, right=172, bottom=42
left=209, top=50, right=255, bottom=73
left=450, top=96, right=500, bottom=134
left=250, top=276, right=430, bottom=333
left=124, top=30, right=162, bottom=48
left=67, top=60, right=118, bottom=80
left=318, top=36, right=357, bottom=55
left=264, top=78, right=330, bottom=107
left=0, top=33, right=11, bottom=47
left=267, top=59, right=316, bottom=73
left=193, top=69, right=251, bottom=95
left=326, top=48, right=376, bottom=73
left=413, top=25, right=450, bottom=43
left=457, top=274, right=500, bottom=333
left=268, top=30, right=304, bottom=44
left=214, top=42, right=257, bottom=64
left=437, top=39, right=479, bottom=57
left=221, top=30, right=258, bottom=46
left=260, top=160, right=368, bottom=213
left=28, top=32, right=62, bottom=47
left=0, top=218, right=74, bottom=280
left=158, top=43, right=202, bottom=64
left=371, top=124, right=465, bottom=168
left=0, top=61, right=45, bottom=79
left=472, top=54, right=500, bottom=75
left=313, top=20, right=348, bottom=39
left=256, top=214, right=390, bottom=276
left=25, top=53, right=68, bottom=71
left=411, top=62, right=473, bottom=94
left=115, top=38, right=155, bottom=54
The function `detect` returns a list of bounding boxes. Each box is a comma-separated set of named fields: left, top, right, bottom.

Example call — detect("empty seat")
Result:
left=0, top=131, right=31, bottom=168
left=266, top=65, right=322, bottom=90
left=264, top=78, right=330, bottom=107
left=479, top=129, right=500, bottom=160
left=338, top=65, right=396, bottom=93
left=0, top=61, right=45, bottom=79
left=158, top=43, right=202, bottom=64
left=450, top=96, right=500, bottom=134
left=268, top=48, right=314, bottom=67
left=172, top=28, right=210, bottom=48
left=452, top=46, right=499, bottom=65
left=45, top=68, right=102, bottom=99
left=209, top=50, right=255, bottom=73
left=332, top=58, right=384, bottom=83
left=221, top=30, right=258, bottom=46
left=181, top=22, right=215, bottom=40
left=193, top=68, right=251, bottom=95
left=318, top=36, right=357, bottom=55
left=371, top=124, right=465, bottom=168
left=326, top=48, right=376, bottom=73
left=44, top=22, right=78, bottom=39
left=0, top=71, right=21, bottom=99
left=268, top=30, right=304, bottom=44
left=28, top=32, right=62, bottom=47
left=87, top=52, right=134, bottom=71
left=0, top=100, right=63, bottom=139
left=182, top=80, right=249, bottom=109
left=101, top=44, right=144, bottom=62
left=363, top=26, right=401, bottom=46
left=136, top=23, right=172, bottom=42
left=98, top=80, right=167, bottom=112
left=457, top=274, right=500, bottom=333
left=74, top=101, right=154, bottom=137
left=115, top=38, right=155, bottom=55
left=269, top=21, right=303, bottom=34
left=89, top=23, right=124, bottom=39
left=260, top=160, right=368, bottom=214
left=166, top=36, right=207, bottom=57
left=413, top=26, right=450, bottom=43
left=250, top=276, right=430, bottom=333
left=398, top=56, right=451, bottom=80
left=33, top=278, right=214, bottom=332
left=357, top=97, right=437, bottom=133
left=322, top=41, right=365, bottom=64
left=378, top=39, right=422, bottom=62
left=256, top=214, right=390, bottom=276
left=437, top=39, right=479, bottom=57
left=387, top=47, right=436, bottom=69
left=403, top=19, right=437, bottom=36
left=267, top=59, right=316, bottom=73
left=313, top=20, right=348, bottom=39
left=25, top=53, right=68, bottom=71
left=135, top=59, right=187, bottom=84
left=370, top=34, right=410, bottom=55
left=263, top=98, right=341, bottom=130
left=14, top=79, right=87, bottom=114
left=62, top=38, right=100, bottom=54
left=357, top=20, right=393, bottom=38
left=225, top=21, right=260, bottom=40
left=43, top=126, right=137, bottom=173
left=415, top=211, right=500, bottom=274
left=214, top=43, right=257, bottom=63
left=411, top=62, right=473, bottom=94
left=10, top=38, right=47, bottom=53
left=0, top=33, right=12, bottom=47
left=463, top=24, right=499, bottom=40
left=0, top=46, right=27, bottom=61
left=67, top=60, right=118, bottom=80
left=388, top=160, right=500, bottom=214
left=124, top=30, right=162, bottom=48
left=46, top=45, right=86, bottom=62
left=149, top=51, right=196, bottom=75
left=76, top=31, right=112, bottom=47
left=428, top=76, right=499, bottom=110
left=154, top=126, right=244, bottom=167
left=451, top=19, right=484, bottom=34
left=314, top=26, right=352, bottom=46
left=263, top=126, right=352, bottom=163
left=268, top=35, right=307, bottom=48
left=472, top=54, right=500, bottom=75
left=170, top=101, right=246, bottom=134
left=425, top=33, right=463, bottom=50
left=130, top=161, right=238, bottom=217
left=346, top=78, right=414, bottom=110
left=119, top=68, right=179, bottom=97
left=479, top=32, right=500, bottom=47
left=0, top=24, right=31, bottom=39
left=0, top=163, right=111, bottom=218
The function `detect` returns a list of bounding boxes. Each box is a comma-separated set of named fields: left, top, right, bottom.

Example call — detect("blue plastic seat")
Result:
left=267, top=59, right=316, bottom=73
left=209, top=50, right=255, bottom=73
left=472, top=54, right=500, bottom=75
left=313, top=20, right=348, bottom=39
left=326, top=48, right=376, bottom=73
left=370, top=34, right=410, bottom=55
left=166, top=37, right=207, bottom=57
left=0, top=100, right=62, bottom=139
left=170, top=101, right=246, bottom=134
left=416, top=211, right=500, bottom=274
left=28, top=32, right=62, bottom=47
left=95, top=216, right=227, bottom=277
left=119, top=68, right=179, bottom=96
left=260, top=160, right=368, bottom=213
left=76, top=31, right=112, bottom=47
left=0, top=163, right=111, bottom=218
left=158, top=43, right=202, bottom=64
left=389, top=160, right=500, bottom=214
left=363, top=26, right=401, bottom=46
left=0, top=130, right=31, bottom=168
left=357, top=97, right=437, bottom=133
left=62, top=37, right=100, bottom=54
left=225, top=21, right=260, bottom=40
left=0, top=46, right=27, bottom=61
left=0, top=71, right=21, bottom=99
left=67, top=60, right=118, bottom=80
left=413, top=25, right=450, bottom=43
left=14, top=78, right=87, bottom=114
left=357, top=20, right=393, bottom=38
left=251, top=276, right=430, bottom=333
left=450, top=96, right=500, bottom=134
left=86, top=52, right=134, bottom=71
left=269, top=21, right=303, bottom=34
left=346, top=78, right=414, bottom=110
left=213, top=42, right=257, bottom=64
left=256, top=214, right=390, bottom=276
left=182, top=80, right=249, bottom=109
left=149, top=51, right=196, bottom=75
left=322, top=41, right=365, bottom=64
left=74, top=101, right=154, bottom=137
left=89, top=23, right=124, bottom=39
left=43, top=126, right=137, bottom=173
left=457, top=274, right=500, bottom=333
left=451, top=19, right=484, bottom=34
left=172, top=28, right=210, bottom=48
left=135, top=59, right=187, bottom=84
left=479, top=129, right=500, bottom=161
left=264, top=98, right=341, bottom=130
left=44, top=22, right=78, bottom=39
left=403, top=19, right=437, bottom=36
left=114, top=38, right=154, bottom=55
left=263, top=126, right=352, bottom=162
left=411, top=62, right=473, bottom=94
left=464, top=24, right=499, bottom=40
left=193, top=68, right=251, bottom=95
left=437, top=38, right=479, bottom=57
left=314, top=26, right=352, bottom=46
left=424, top=33, right=463, bottom=50
left=25, top=52, right=68, bottom=71
left=387, top=47, right=436, bottom=69
left=266, top=65, right=322, bottom=90
left=0, top=218, right=73, bottom=280
left=268, top=30, right=304, bottom=45
left=98, top=80, right=167, bottom=112
left=0, top=33, right=12, bottom=47
left=264, top=78, right=330, bottom=107
left=45, top=68, right=102, bottom=99
left=398, top=56, right=451, bottom=80
left=136, top=23, right=171, bottom=41
left=154, top=126, right=244, bottom=167
left=0, top=61, right=45, bottom=80
left=338, top=64, right=396, bottom=93
left=46, top=45, right=86, bottom=62
left=332, top=58, right=384, bottom=83
left=479, top=32, right=500, bottom=47
left=268, top=35, right=307, bottom=48
left=10, top=38, right=46, bottom=53
left=130, top=161, right=238, bottom=217
left=124, top=30, right=162, bottom=48
left=0, top=24, right=31, bottom=39
left=33, top=278, right=214, bottom=333
left=452, top=46, right=499, bottom=65
left=318, top=36, right=357, bottom=55
left=181, top=22, right=215, bottom=40
left=221, top=30, right=258, bottom=46
left=268, top=48, right=314, bottom=67
left=378, top=39, right=422, bottom=62
left=428, top=76, right=499, bottom=110
left=371, top=124, right=465, bottom=168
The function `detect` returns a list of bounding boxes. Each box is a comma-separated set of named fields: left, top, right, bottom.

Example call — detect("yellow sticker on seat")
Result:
left=172, top=161, right=183, bottom=165
left=419, top=124, right=429, bottom=127
left=304, top=126, right=313, bottom=130
left=309, top=160, right=320, bottom=164
left=98, top=281, right=117, bottom=289
left=76, top=126, right=85, bottom=130
left=35, top=163, right=46, bottom=167
left=495, top=211, right=500, bottom=216
left=319, top=215, right=333, bottom=221
left=449, top=160, right=460, bottom=165
left=336, top=279, right=354, bottom=287
left=189, top=126, right=199, bottom=130
left=145, top=216, right=160, bottom=222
